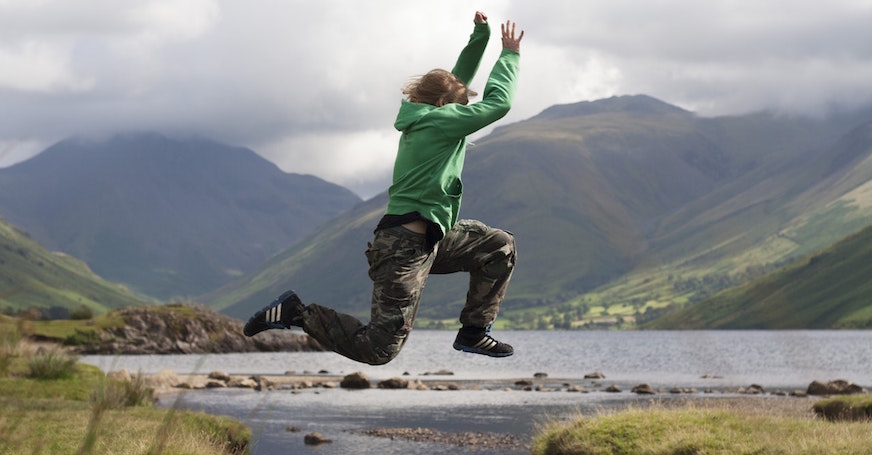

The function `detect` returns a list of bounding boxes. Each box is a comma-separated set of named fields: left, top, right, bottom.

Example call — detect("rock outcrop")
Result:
left=69, top=303, right=322, bottom=354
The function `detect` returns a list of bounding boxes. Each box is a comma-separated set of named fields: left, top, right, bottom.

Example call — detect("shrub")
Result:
left=70, top=306, right=94, bottom=320
left=27, top=349, right=78, bottom=380
left=63, top=328, right=100, bottom=346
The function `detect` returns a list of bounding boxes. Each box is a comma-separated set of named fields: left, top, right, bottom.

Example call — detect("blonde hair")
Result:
left=402, top=69, right=478, bottom=106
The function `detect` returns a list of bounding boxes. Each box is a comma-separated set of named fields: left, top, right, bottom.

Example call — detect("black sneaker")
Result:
left=243, top=290, right=304, bottom=336
left=453, top=332, right=514, bottom=357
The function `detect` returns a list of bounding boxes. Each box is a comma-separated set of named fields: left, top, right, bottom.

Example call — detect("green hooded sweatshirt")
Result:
left=386, top=22, right=521, bottom=238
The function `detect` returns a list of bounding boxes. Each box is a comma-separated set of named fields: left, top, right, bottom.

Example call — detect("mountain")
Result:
left=0, top=133, right=362, bottom=299
left=642, top=222, right=872, bottom=329
left=0, top=215, right=149, bottom=314
left=210, top=95, right=872, bottom=326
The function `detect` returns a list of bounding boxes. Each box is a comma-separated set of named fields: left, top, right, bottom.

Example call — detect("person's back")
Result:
left=387, top=17, right=521, bottom=245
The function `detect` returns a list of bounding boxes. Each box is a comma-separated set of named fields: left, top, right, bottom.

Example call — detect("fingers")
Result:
left=500, top=20, right=524, bottom=52
left=501, top=20, right=521, bottom=39
left=501, top=20, right=524, bottom=41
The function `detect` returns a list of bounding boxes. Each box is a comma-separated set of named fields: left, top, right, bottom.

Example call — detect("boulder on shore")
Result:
left=340, top=372, right=371, bottom=389
left=304, top=432, right=332, bottom=445
left=807, top=379, right=866, bottom=396
left=743, top=384, right=765, bottom=395
left=632, top=383, right=656, bottom=395
left=378, top=377, right=409, bottom=389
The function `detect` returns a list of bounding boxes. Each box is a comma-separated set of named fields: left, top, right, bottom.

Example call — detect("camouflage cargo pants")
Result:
left=299, top=219, right=516, bottom=365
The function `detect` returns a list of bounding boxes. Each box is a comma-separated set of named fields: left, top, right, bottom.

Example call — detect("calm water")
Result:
left=81, top=330, right=872, bottom=454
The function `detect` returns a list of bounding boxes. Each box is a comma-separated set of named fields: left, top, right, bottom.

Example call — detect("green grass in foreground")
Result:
left=532, top=401, right=872, bottom=455
left=0, top=326, right=250, bottom=455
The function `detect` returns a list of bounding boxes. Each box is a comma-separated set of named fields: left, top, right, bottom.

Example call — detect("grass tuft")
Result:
left=27, top=348, right=79, bottom=380
left=813, top=395, right=872, bottom=421
left=90, top=371, right=155, bottom=410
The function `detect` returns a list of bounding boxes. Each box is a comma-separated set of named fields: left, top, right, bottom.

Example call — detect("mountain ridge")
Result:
left=536, top=94, right=693, bottom=120
left=0, top=132, right=362, bottom=300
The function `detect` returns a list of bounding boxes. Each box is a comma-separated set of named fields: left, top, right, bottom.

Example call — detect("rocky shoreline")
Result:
left=135, top=367, right=867, bottom=399
left=125, top=367, right=867, bottom=450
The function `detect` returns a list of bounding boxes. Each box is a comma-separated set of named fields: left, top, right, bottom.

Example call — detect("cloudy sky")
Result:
left=2, top=0, right=871, bottom=198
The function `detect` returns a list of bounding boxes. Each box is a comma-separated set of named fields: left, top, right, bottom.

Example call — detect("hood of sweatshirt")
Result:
left=393, top=100, right=437, bottom=132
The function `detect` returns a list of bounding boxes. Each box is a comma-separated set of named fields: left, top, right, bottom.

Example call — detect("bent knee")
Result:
left=363, top=328, right=408, bottom=365
left=491, top=229, right=516, bottom=263
left=365, top=345, right=402, bottom=365
left=493, top=229, right=515, bottom=251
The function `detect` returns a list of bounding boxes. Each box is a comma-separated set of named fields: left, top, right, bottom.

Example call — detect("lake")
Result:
left=81, top=330, right=872, bottom=454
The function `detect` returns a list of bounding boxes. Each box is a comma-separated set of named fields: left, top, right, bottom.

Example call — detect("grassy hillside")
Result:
left=643, top=223, right=872, bottom=329
left=0, top=216, right=150, bottom=315
left=571, top=121, right=872, bottom=329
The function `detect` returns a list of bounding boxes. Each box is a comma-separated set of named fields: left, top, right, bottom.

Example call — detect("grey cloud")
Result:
left=2, top=0, right=872, bottom=195
left=513, top=0, right=872, bottom=115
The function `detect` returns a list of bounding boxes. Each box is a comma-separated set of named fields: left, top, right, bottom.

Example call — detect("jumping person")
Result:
left=244, top=11, right=524, bottom=365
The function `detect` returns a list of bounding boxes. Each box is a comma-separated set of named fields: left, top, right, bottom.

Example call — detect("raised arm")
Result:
left=434, top=20, right=524, bottom=138
left=451, top=11, right=491, bottom=85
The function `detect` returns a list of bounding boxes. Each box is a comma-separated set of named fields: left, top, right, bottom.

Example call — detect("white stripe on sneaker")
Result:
left=473, top=337, right=497, bottom=350
left=266, top=304, right=282, bottom=323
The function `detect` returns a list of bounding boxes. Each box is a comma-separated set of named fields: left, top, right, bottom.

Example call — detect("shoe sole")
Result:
left=243, top=319, right=286, bottom=337
left=452, top=341, right=513, bottom=357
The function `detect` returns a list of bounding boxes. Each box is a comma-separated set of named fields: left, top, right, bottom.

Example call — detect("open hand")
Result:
left=501, top=20, right=524, bottom=52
